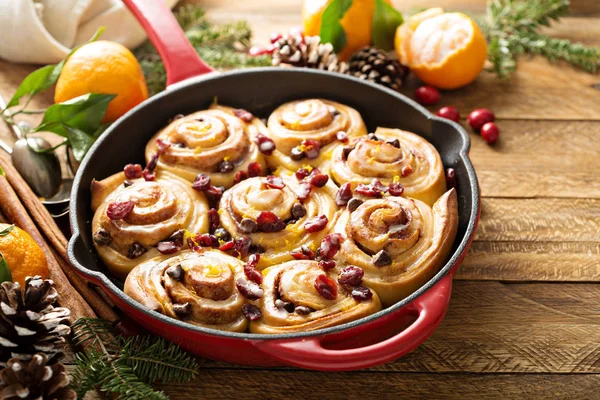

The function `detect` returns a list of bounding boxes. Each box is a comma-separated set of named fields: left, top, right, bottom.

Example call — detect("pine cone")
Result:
left=272, top=35, right=349, bottom=73
left=0, top=353, right=75, bottom=400
left=0, top=277, right=70, bottom=366
left=348, top=47, right=408, bottom=91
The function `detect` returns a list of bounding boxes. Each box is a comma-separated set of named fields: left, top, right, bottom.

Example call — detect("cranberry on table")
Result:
left=436, top=106, right=460, bottom=122
left=480, top=122, right=500, bottom=144
left=415, top=86, right=440, bottom=106
left=467, top=108, right=495, bottom=131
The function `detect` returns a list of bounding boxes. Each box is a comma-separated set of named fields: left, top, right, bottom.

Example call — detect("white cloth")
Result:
left=0, top=0, right=178, bottom=64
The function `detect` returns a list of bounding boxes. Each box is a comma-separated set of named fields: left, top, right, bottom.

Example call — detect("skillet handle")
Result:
left=122, top=0, right=214, bottom=86
left=254, top=274, right=453, bottom=371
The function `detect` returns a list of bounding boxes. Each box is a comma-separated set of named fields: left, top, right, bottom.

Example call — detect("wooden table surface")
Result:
left=1, top=0, right=599, bottom=399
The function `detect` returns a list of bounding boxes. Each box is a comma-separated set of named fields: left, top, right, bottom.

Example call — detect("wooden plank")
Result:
left=457, top=241, right=600, bottom=281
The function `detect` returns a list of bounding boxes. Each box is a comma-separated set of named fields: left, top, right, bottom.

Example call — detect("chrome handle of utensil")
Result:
left=0, top=139, right=12, bottom=154
left=0, top=95, right=24, bottom=140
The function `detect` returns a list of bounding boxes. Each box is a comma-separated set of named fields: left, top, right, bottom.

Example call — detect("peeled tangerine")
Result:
left=395, top=8, right=487, bottom=89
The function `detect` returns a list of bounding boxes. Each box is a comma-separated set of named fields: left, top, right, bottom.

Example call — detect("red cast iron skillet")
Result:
left=67, top=0, right=480, bottom=371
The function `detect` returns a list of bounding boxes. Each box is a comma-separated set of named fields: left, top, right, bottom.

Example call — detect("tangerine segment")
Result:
left=0, top=224, right=49, bottom=286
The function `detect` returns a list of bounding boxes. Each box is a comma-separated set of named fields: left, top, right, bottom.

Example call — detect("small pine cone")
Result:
left=348, top=47, right=408, bottom=91
left=272, top=33, right=305, bottom=67
left=273, top=35, right=349, bottom=73
left=0, top=353, right=75, bottom=400
left=0, top=277, right=70, bottom=366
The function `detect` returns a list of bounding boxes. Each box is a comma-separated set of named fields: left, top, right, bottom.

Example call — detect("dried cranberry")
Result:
left=192, top=174, right=211, bottom=191
left=355, top=179, right=387, bottom=198
left=304, top=215, right=328, bottom=233
left=242, top=303, right=262, bottom=321
left=146, top=153, right=159, bottom=172
left=247, top=162, right=263, bottom=177
left=195, top=234, right=219, bottom=248
left=244, top=264, right=263, bottom=285
left=206, top=185, right=224, bottom=198
left=234, top=170, right=248, bottom=184
left=318, top=260, right=336, bottom=270
left=314, top=274, right=337, bottom=300
left=335, top=183, right=352, bottom=206
left=142, top=170, right=155, bottom=181
left=217, top=160, right=234, bottom=173
left=401, top=165, right=413, bottom=177
left=467, top=108, right=495, bottom=132
left=319, top=233, right=343, bottom=260
left=336, top=131, right=348, bottom=142
left=247, top=253, right=260, bottom=268
left=480, top=122, right=500, bottom=144
left=256, top=134, right=276, bottom=155
left=338, top=266, right=364, bottom=287
left=446, top=168, right=456, bottom=189
left=265, top=175, right=285, bottom=189
left=236, top=278, right=264, bottom=300
left=219, top=240, right=235, bottom=252
left=351, top=285, right=373, bottom=302
left=235, top=236, right=252, bottom=258
left=290, top=245, right=315, bottom=260
left=169, top=230, right=185, bottom=247
left=310, top=173, right=329, bottom=188
left=233, top=108, right=254, bottom=122
left=388, top=182, right=404, bottom=196
left=239, top=218, right=258, bottom=233
left=208, top=208, right=219, bottom=230
left=156, top=138, right=171, bottom=153
left=107, top=201, right=135, bottom=220
left=295, top=167, right=311, bottom=181
left=187, top=237, right=201, bottom=252
left=257, top=211, right=286, bottom=232
left=303, top=139, right=321, bottom=159
left=296, top=182, right=312, bottom=202
left=124, top=164, right=143, bottom=180
left=157, top=241, right=180, bottom=255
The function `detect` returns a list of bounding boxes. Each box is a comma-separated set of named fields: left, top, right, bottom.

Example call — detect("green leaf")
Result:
left=372, top=0, right=404, bottom=50
left=63, top=125, right=95, bottom=162
left=0, top=166, right=4, bottom=177
left=319, top=0, right=353, bottom=53
left=35, top=93, right=115, bottom=138
left=0, top=224, right=14, bottom=237
left=0, top=253, right=13, bottom=284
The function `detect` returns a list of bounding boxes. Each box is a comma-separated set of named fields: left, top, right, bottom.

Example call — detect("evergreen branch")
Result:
left=98, top=359, right=168, bottom=400
left=71, top=350, right=105, bottom=399
left=71, top=317, right=122, bottom=355
left=518, top=33, right=600, bottom=73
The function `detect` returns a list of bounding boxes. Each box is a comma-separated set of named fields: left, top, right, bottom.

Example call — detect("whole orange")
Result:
left=303, top=0, right=390, bottom=61
left=55, top=41, right=149, bottom=123
left=0, top=224, right=49, bottom=286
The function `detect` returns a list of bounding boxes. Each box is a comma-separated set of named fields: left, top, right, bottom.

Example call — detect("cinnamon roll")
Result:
left=124, top=250, right=248, bottom=332
left=250, top=260, right=382, bottom=334
left=145, top=107, right=268, bottom=188
left=265, top=99, right=367, bottom=170
left=334, top=189, right=458, bottom=306
left=91, top=170, right=210, bottom=278
left=329, top=127, right=446, bottom=205
left=218, top=174, right=338, bottom=269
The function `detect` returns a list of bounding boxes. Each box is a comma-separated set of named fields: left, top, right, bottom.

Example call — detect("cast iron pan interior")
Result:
left=69, top=68, right=479, bottom=340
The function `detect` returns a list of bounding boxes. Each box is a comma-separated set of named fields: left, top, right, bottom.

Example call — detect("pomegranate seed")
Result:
left=304, top=215, right=328, bottom=233
left=233, top=108, right=254, bottom=122
left=291, top=245, right=315, bottom=260
left=192, top=174, right=211, bottom=191
left=157, top=241, right=179, bottom=255
left=236, top=278, right=264, bottom=300
left=265, top=175, right=285, bottom=189
left=107, top=201, right=135, bottom=220
left=270, top=32, right=283, bottom=44
left=206, top=185, right=224, bottom=198
left=415, top=86, right=440, bottom=106
left=195, top=234, right=219, bottom=248
left=351, top=285, right=373, bottom=302
left=480, top=122, right=500, bottom=144
left=467, top=108, right=495, bottom=132
left=256, top=134, right=276, bottom=155
left=244, top=264, right=263, bottom=284
left=242, top=303, right=262, bottom=321
left=142, top=170, right=155, bottom=181
left=318, top=260, right=336, bottom=270
left=235, top=236, right=252, bottom=257
left=336, top=131, right=348, bottom=142
left=310, top=173, right=329, bottom=188
left=338, top=266, right=364, bottom=286
left=295, top=167, right=311, bottom=181
left=219, top=240, right=235, bottom=251
left=388, top=182, right=404, bottom=196
left=319, top=233, right=343, bottom=260
left=208, top=208, right=219, bottom=230
left=303, top=139, right=321, bottom=159
left=234, top=170, right=248, bottom=184
left=296, top=181, right=312, bottom=201
left=257, top=211, right=286, bottom=232
left=436, top=106, right=460, bottom=122
left=314, top=274, right=337, bottom=300
left=335, top=183, right=352, bottom=206
left=247, top=162, right=263, bottom=177
left=124, top=164, right=143, bottom=180
left=446, top=168, right=456, bottom=189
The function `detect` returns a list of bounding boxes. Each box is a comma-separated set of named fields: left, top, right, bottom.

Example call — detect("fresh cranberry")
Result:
left=415, top=86, right=440, bottom=106
left=338, top=266, right=364, bottom=286
left=480, top=122, right=500, bottom=144
left=296, top=181, right=312, bottom=201
left=219, top=240, right=235, bottom=252
left=256, top=134, right=276, bottom=155
left=265, top=175, right=285, bottom=189
left=290, top=245, right=315, bottom=260
left=257, top=211, right=286, bottom=232
left=270, top=32, right=283, bottom=44
left=242, top=303, right=262, bottom=321
left=310, top=173, right=329, bottom=188
left=247, top=162, right=263, bottom=177
left=107, top=201, right=135, bottom=220
left=314, top=274, right=337, bottom=300
left=446, top=168, right=456, bottom=189
left=157, top=241, right=179, bottom=255
left=304, top=215, right=328, bottom=233
left=142, top=170, right=155, bottom=181
left=192, top=174, right=211, bottom=191
left=236, top=278, right=264, bottom=300
left=319, top=233, right=343, bottom=260
left=335, top=183, right=353, bottom=207
left=303, top=139, right=321, bottom=159
left=295, top=167, right=311, bottom=181
left=234, top=170, right=248, bottom=184
left=195, top=234, right=219, bottom=248
left=436, top=106, right=460, bottom=122
left=467, top=108, right=495, bottom=132
left=233, top=109, right=254, bottom=122
left=124, top=164, right=143, bottom=180
left=388, top=182, right=404, bottom=196
left=351, top=285, right=373, bottom=302
left=318, top=260, right=336, bottom=270
left=336, top=131, right=348, bottom=142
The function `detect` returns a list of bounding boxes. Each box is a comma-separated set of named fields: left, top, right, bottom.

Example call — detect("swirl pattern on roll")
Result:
left=329, top=127, right=446, bottom=205
left=145, top=107, right=267, bottom=187
left=333, top=189, right=458, bottom=306
left=250, top=260, right=381, bottom=334
left=265, top=99, right=367, bottom=170
left=124, top=250, right=248, bottom=332
left=91, top=171, right=209, bottom=278
left=218, top=174, right=338, bottom=268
